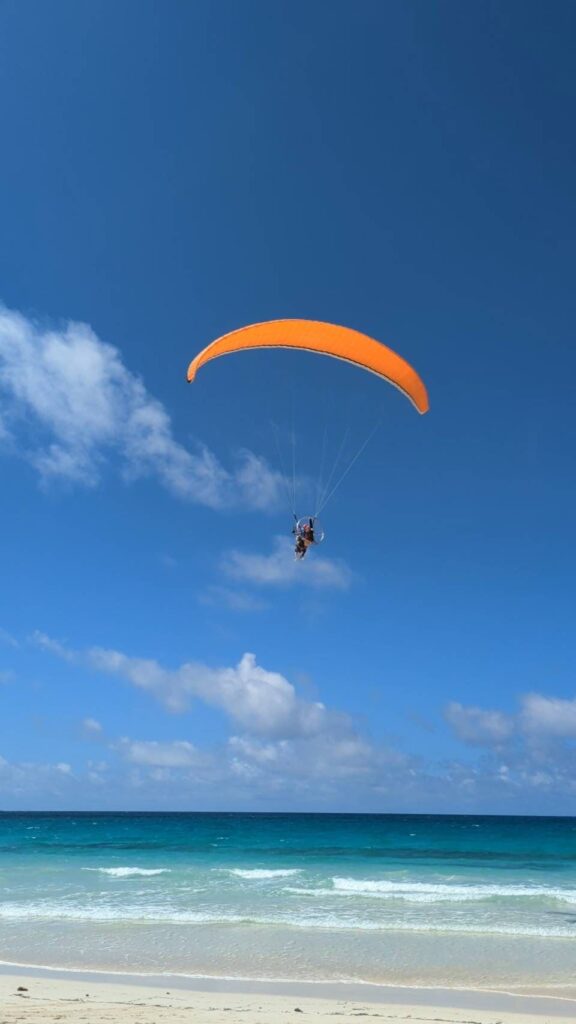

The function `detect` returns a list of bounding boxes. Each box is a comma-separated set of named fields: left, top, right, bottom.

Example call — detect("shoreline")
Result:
left=1, top=963, right=576, bottom=1021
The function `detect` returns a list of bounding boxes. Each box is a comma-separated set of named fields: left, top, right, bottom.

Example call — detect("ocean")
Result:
left=1, top=812, right=575, bottom=992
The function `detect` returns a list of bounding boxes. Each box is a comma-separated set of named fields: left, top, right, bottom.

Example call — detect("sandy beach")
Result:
left=1, top=969, right=576, bottom=1024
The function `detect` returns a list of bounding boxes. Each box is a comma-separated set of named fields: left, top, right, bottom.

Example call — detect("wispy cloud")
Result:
left=220, top=536, right=353, bottom=590
left=0, top=753, right=75, bottom=800
left=227, top=732, right=401, bottom=786
left=198, top=585, right=268, bottom=612
left=0, top=303, right=283, bottom=509
left=81, top=717, right=103, bottom=736
left=33, top=631, right=75, bottom=661
left=444, top=702, right=514, bottom=747
left=116, top=738, right=205, bottom=768
left=0, top=628, right=19, bottom=649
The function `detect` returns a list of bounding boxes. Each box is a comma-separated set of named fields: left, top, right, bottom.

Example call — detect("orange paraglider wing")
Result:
left=186, top=320, right=428, bottom=413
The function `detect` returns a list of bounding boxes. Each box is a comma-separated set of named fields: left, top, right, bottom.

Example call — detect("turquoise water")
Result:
left=1, top=813, right=575, bottom=989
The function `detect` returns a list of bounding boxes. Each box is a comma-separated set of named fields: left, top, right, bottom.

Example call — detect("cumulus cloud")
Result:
left=519, top=693, right=576, bottom=739
left=0, top=303, right=283, bottom=509
left=33, top=632, right=337, bottom=739
left=445, top=692, right=576, bottom=747
left=96, top=649, right=336, bottom=738
left=104, top=727, right=408, bottom=800
left=221, top=536, right=353, bottom=590
left=27, top=629, right=428, bottom=804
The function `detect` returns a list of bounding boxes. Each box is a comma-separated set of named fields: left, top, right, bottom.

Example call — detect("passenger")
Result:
left=294, top=533, right=307, bottom=559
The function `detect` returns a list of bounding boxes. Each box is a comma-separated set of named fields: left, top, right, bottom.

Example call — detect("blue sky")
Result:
left=1, top=0, right=576, bottom=813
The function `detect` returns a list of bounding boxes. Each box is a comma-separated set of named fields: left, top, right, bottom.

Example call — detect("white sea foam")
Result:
left=284, top=886, right=487, bottom=904
left=329, top=877, right=576, bottom=903
left=0, top=901, right=574, bottom=938
left=83, top=867, right=170, bottom=878
left=223, top=869, right=302, bottom=880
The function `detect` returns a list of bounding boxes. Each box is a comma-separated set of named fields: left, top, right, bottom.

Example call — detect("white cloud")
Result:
left=445, top=692, right=576, bottom=748
left=82, top=717, right=103, bottom=735
left=34, top=633, right=337, bottom=739
left=110, top=728, right=402, bottom=796
left=25, top=628, right=576, bottom=812
left=233, top=450, right=285, bottom=510
left=0, top=628, right=19, bottom=649
left=519, top=693, right=576, bottom=739
left=198, top=585, right=268, bottom=612
left=193, top=652, right=333, bottom=738
left=0, top=411, right=9, bottom=441
left=0, top=303, right=283, bottom=509
left=221, top=536, right=353, bottom=589
left=444, top=702, right=514, bottom=747
left=0, top=752, right=78, bottom=799
left=32, top=630, right=75, bottom=661
left=117, top=738, right=204, bottom=768
left=227, top=732, right=399, bottom=786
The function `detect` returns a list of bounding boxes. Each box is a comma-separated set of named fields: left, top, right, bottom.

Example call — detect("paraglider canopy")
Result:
left=187, top=319, right=429, bottom=414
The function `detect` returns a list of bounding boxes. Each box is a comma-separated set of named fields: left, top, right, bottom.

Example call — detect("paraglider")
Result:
left=187, top=320, right=428, bottom=557
left=293, top=516, right=324, bottom=560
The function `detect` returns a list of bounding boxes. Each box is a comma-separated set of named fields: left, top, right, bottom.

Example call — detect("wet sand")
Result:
left=1, top=967, right=575, bottom=1023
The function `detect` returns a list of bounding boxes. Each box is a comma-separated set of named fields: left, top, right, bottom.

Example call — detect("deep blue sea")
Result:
left=1, top=812, right=575, bottom=991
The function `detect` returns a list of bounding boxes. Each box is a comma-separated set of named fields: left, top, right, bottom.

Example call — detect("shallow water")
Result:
left=1, top=812, right=575, bottom=988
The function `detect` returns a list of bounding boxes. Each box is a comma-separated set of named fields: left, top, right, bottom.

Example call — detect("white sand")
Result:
left=1, top=970, right=575, bottom=1023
